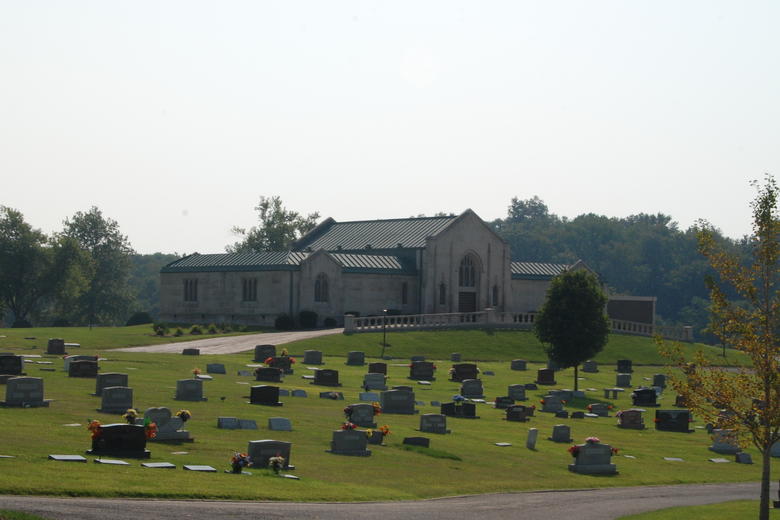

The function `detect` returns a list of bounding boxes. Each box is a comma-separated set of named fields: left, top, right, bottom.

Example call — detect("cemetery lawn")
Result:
left=0, top=511, right=49, bottom=520
left=0, top=325, right=260, bottom=351
left=0, top=341, right=770, bottom=502
left=617, top=500, right=780, bottom=519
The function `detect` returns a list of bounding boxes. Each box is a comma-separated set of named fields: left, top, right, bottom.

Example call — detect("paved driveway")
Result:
left=0, top=482, right=765, bottom=520
left=113, top=328, right=343, bottom=355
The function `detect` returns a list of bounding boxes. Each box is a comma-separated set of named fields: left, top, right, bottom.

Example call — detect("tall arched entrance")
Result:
left=457, top=253, right=480, bottom=312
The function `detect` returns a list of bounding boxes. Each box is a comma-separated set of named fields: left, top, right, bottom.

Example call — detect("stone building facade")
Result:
left=159, top=210, right=654, bottom=326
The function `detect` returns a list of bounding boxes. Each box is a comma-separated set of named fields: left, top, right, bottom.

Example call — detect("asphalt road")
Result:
left=113, top=329, right=344, bottom=355
left=0, top=482, right=767, bottom=520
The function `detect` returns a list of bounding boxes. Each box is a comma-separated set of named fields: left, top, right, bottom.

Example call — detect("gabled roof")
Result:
left=293, top=215, right=457, bottom=251
left=160, top=251, right=414, bottom=275
left=511, top=261, right=571, bottom=280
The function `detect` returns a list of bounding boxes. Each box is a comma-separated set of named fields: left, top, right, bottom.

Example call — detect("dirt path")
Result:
left=113, top=328, right=343, bottom=355
left=0, top=482, right=766, bottom=520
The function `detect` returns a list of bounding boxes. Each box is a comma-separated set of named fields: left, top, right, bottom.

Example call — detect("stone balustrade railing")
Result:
left=343, top=311, right=692, bottom=341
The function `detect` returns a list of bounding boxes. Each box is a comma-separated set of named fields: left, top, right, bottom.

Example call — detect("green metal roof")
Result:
left=161, top=252, right=414, bottom=275
left=293, top=215, right=457, bottom=252
left=511, top=261, right=570, bottom=280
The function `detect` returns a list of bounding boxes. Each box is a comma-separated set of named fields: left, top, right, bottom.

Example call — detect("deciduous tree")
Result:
left=228, top=196, right=319, bottom=252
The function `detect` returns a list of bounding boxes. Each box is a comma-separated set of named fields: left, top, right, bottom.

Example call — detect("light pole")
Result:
left=381, top=308, right=388, bottom=359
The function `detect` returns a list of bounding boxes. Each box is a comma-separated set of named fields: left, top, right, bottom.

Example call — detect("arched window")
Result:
left=439, top=283, right=446, bottom=305
left=459, top=255, right=477, bottom=287
left=314, top=273, right=329, bottom=302
left=492, top=284, right=499, bottom=306
left=401, top=282, right=408, bottom=305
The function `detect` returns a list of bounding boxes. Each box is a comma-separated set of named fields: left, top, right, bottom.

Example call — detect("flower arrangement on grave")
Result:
left=144, top=418, right=158, bottom=439
left=123, top=408, right=139, bottom=425
left=268, top=453, right=285, bottom=474
left=87, top=420, right=102, bottom=440
left=371, top=402, right=382, bottom=415
left=378, top=424, right=391, bottom=437
left=452, top=394, right=466, bottom=405
left=192, top=367, right=201, bottom=377
left=343, top=404, right=354, bottom=419
left=175, top=409, right=192, bottom=422
left=585, top=436, right=600, bottom=443
left=326, top=391, right=340, bottom=400
left=341, top=421, right=357, bottom=430
left=230, top=452, right=252, bottom=474
left=567, top=444, right=581, bottom=457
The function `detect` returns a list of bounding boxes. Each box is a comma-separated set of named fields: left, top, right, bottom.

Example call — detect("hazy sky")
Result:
left=2, top=1, right=778, bottom=254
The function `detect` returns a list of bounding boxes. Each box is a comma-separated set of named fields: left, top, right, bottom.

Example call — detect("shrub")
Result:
left=126, top=311, right=153, bottom=326
left=52, top=318, right=71, bottom=327
left=190, top=324, right=203, bottom=335
left=298, top=310, right=318, bottom=329
left=152, top=322, right=169, bottom=336
left=274, top=313, right=294, bottom=330
left=207, top=323, right=218, bottom=334
left=323, top=317, right=338, bottom=328
left=174, top=327, right=184, bottom=337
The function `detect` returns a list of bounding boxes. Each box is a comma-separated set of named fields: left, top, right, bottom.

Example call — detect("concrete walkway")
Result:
left=113, top=328, right=344, bottom=355
left=0, top=482, right=767, bottom=520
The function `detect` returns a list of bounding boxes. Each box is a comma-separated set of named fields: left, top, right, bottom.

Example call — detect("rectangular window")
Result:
left=242, top=278, right=258, bottom=302
left=401, top=282, right=408, bottom=305
left=183, top=279, right=198, bottom=302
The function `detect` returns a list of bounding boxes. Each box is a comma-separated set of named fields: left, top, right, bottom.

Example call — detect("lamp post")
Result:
left=381, top=308, right=388, bottom=359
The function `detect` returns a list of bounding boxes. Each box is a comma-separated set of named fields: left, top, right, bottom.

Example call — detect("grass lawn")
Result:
left=617, top=500, right=780, bottom=519
left=0, top=511, right=49, bottom=520
left=0, top=327, right=769, bottom=502
left=0, top=324, right=261, bottom=351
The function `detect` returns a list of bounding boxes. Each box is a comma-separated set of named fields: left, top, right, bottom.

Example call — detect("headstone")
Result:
left=99, top=386, right=133, bottom=414
left=772, top=441, right=780, bottom=458
left=217, top=417, right=240, bottom=429
left=237, top=370, right=252, bottom=377
left=206, top=363, right=226, bottom=374
left=571, top=411, right=585, bottom=419
left=359, top=391, right=380, bottom=401
left=617, top=359, right=633, bottom=373
left=555, top=411, right=569, bottom=419
left=313, top=369, right=341, bottom=387
left=195, top=374, right=213, bottom=381
left=419, top=413, right=449, bottom=434
left=142, top=462, right=176, bottom=469
left=450, top=353, right=461, bottom=362
left=392, top=385, right=413, bottom=391
left=247, top=439, right=293, bottom=469
left=507, top=384, right=527, bottom=401
left=291, top=389, right=307, bottom=398
left=550, top=389, right=574, bottom=402
left=68, top=359, right=99, bottom=378
left=95, top=458, right=133, bottom=465
left=655, top=409, right=693, bottom=433
left=616, top=373, right=632, bottom=388
left=278, top=389, right=290, bottom=396
left=47, top=338, right=67, bottom=355
left=505, top=405, right=531, bottom=422
left=526, top=428, right=538, bottom=449
left=254, top=345, right=276, bottom=362
left=175, top=379, right=206, bottom=401
left=582, top=360, right=599, bottom=373
left=403, top=436, right=430, bottom=448
left=568, top=441, right=617, bottom=474
left=524, top=383, right=538, bottom=390
left=631, top=387, right=658, bottom=407
left=368, top=362, right=387, bottom=375
left=267, top=356, right=294, bottom=374
left=653, top=374, right=667, bottom=388
left=460, top=379, right=484, bottom=399
left=320, top=391, right=344, bottom=400
left=144, top=407, right=191, bottom=441
left=183, top=465, right=216, bottom=471
left=48, top=454, right=87, bottom=462
left=87, top=423, right=150, bottom=458
left=94, top=373, right=128, bottom=396
left=735, top=452, right=753, bottom=464
left=535, top=368, right=556, bottom=385
left=440, top=401, right=478, bottom=419
left=268, top=417, right=292, bottom=431
left=709, top=429, right=741, bottom=455
left=363, top=373, right=387, bottom=391
left=239, top=419, right=258, bottom=430
left=303, top=350, right=323, bottom=365
left=587, top=402, right=610, bottom=417
left=1, top=377, right=49, bottom=407
left=329, top=429, right=371, bottom=456
left=409, top=361, right=436, bottom=380
left=346, top=403, right=377, bottom=428
left=346, top=351, right=365, bottom=366
left=0, top=354, right=24, bottom=376
left=510, top=359, right=527, bottom=371
left=250, top=385, right=283, bottom=406
left=450, top=363, right=478, bottom=382
left=617, top=409, right=645, bottom=429
left=494, top=396, right=515, bottom=409
left=254, top=367, right=283, bottom=382
left=181, top=348, right=199, bottom=356
left=380, top=389, right=417, bottom=414
left=541, top=395, right=564, bottom=413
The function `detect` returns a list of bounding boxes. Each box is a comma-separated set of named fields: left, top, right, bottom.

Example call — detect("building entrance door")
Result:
left=458, top=292, right=477, bottom=313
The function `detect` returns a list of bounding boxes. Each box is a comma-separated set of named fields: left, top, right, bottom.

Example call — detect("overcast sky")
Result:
left=2, top=1, right=778, bottom=254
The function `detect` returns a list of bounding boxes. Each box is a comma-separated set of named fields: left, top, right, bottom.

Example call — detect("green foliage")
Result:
left=61, top=206, right=135, bottom=326
left=534, top=270, right=609, bottom=389
left=207, top=323, right=218, bottom=334
left=152, top=322, right=169, bottom=336
left=125, top=311, right=153, bottom=326
left=299, top=310, right=318, bottom=329
left=127, top=253, right=179, bottom=319
left=275, top=313, right=295, bottom=330
left=0, top=510, right=51, bottom=520
left=323, top=317, right=338, bottom=328
left=227, top=195, right=319, bottom=253
left=173, top=327, right=184, bottom=337
left=190, top=324, right=203, bottom=335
